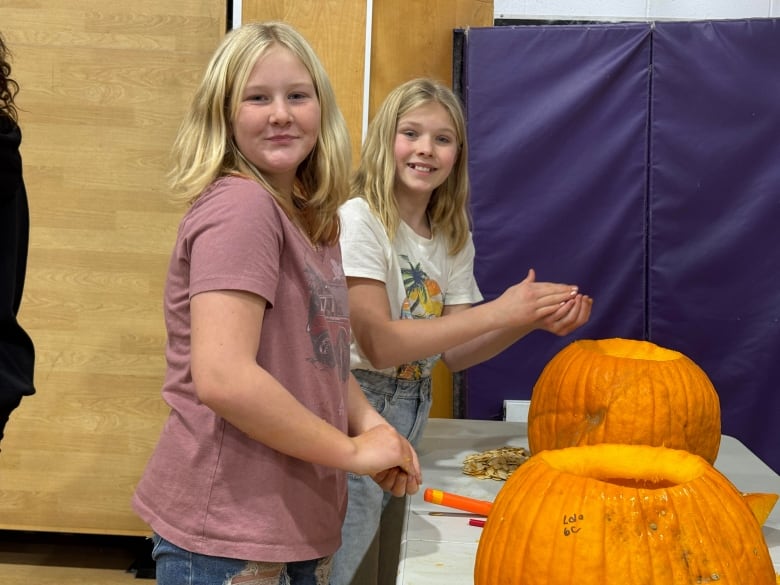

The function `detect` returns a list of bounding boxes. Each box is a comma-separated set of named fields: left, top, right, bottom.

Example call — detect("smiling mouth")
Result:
left=408, top=163, right=436, bottom=172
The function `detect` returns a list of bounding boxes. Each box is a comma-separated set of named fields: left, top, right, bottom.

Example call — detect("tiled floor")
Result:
left=0, top=530, right=155, bottom=584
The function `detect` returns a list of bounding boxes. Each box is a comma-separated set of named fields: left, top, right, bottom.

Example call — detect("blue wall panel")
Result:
left=461, top=19, right=780, bottom=473
left=649, top=19, right=780, bottom=473
left=463, top=24, right=651, bottom=417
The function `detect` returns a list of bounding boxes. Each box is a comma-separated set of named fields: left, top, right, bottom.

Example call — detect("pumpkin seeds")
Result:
left=462, top=446, right=530, bottom=480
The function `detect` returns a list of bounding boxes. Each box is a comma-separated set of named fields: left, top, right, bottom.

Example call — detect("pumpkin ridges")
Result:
left=659, top=482, right=689, bottom=583
left=676, top=353, right=721, bottom=458
left=494, top=459, right=551, bottom=583
left=477, top=456, right=543, bottom=582
left=553, top=345, right=582, bottom=447
left=579, top=476, right=624, bottom=581
left=475, top=444, right=775, bottom=585
left=695, top=472, right=772, bottom=581
left=634, top=484, right=658, bottom=582
left=672, top=355, right=696, bottom=454
left=597, top=482, right=611, bottom=584
left=663, top=358, right=685, bottom=450
left=702, top=475, right=773, bottom=579
left=527, top=338, right=722, bottom=462
left=684, top=478, right=731, bottom=580
left=552, top=469, right=590, bottom=582
left=519, top=460, right=558, bottom=583
left=648, top=482, right=679, bottom=583
left=582, top=352, right=609, bottom=445
left=650, top=480, right=701, bottom=583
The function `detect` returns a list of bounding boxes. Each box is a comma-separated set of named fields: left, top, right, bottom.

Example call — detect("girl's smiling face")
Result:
left=232, top=44, right=321, bottom=195
left=393, top=101, right=459, bottom=203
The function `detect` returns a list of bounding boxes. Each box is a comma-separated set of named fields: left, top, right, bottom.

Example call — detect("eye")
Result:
left=400, top=129, right=417, bottom=139
left=246, top=93, right=269, bottom=103
left=289, top=91, right=309, bottom=102
left=436, top=135, right=454, bottom=145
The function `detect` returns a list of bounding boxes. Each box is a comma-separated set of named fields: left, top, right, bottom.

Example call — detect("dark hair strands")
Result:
left=0, top=32, right=20, bottom=122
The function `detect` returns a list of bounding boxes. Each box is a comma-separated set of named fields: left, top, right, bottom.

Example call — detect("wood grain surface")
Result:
left=369, top=0, right=494, bottom=115
left=0, top=0, right=226, bottom=535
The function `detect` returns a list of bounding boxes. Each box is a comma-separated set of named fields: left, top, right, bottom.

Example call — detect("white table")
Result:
left=397, top=418, right=780, bottom=584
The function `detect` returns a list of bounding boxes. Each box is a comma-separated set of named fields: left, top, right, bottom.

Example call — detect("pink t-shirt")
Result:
left=132, top=176, right=351, bottom=562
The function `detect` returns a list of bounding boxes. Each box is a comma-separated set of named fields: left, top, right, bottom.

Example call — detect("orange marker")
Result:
left=424, top=488, right=493, bottom=517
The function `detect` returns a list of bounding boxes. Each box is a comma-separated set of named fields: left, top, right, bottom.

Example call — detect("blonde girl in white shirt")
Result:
left=331, top=78, right=593, bottom=585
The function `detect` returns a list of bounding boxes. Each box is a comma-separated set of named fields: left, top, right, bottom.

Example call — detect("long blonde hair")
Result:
left=168, top=21, right=351, bottom=245
left=352, top=78, right=471, bottom=254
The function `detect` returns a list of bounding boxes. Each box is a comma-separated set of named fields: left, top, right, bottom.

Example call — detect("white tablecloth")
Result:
left=397, top=418, right=780, bottom=584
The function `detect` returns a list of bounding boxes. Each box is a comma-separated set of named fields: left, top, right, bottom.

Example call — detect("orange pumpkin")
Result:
left=527, top=338, right=721, bottom=463
left=474, top=443, right=775, bottom=585
left=742, top=492, right=779, bottom=525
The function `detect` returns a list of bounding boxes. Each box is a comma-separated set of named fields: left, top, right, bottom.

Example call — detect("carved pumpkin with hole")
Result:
left=527, top=338, right=721, bottom=463
left=473, top=443, right=775, bottom=584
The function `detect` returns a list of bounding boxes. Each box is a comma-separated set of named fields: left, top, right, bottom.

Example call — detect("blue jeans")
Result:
left=329, top=370, right=432, bottom=585
left=152, top=534, right=332, bottom=585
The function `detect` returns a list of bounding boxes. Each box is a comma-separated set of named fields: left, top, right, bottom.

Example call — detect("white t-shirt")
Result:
left=339, top=197, right=483, bottom=379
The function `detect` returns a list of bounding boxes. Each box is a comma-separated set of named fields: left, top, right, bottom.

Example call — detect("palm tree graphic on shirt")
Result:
left=397, top=254, right=443, bottom=379
left=401, top=256, right=442, bottom=318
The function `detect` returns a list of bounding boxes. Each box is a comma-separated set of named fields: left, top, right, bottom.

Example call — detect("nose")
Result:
left=417, top=135, right=433, bottom=156
left=270, top=98, right=292, bottom=125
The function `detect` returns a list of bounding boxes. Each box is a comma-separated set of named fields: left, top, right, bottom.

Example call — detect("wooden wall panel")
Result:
left=0, top=1, right=226, bottom=535
left=368, top=0, right=494, bottom=115
left=242, top=0, right=368, bottom=164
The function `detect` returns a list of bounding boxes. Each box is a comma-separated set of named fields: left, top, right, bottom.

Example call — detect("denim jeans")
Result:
left=152, top=533, right=332, bottom=585
left=329, top=370, right=433, bottom=585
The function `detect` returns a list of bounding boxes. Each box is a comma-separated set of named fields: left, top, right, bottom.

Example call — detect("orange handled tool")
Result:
left=424, top=488, right=493, bottom=517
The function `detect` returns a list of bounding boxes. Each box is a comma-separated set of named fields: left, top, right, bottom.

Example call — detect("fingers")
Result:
left=371, top=466, right=420, bottom=496
left=372, top=468, right=392, bottom=484
left=390, top=468, right=409, bottom=497
left=352, top=424, right=422, bottom=487
left=538, top=284, right=579, bottom=302
left=404, top=472, right=421, bottom=495
left=543, top=294, right=593, bottom=335
left=407, top=444, right=421, bottom=482
left=373, top=467, right=401, bottom=492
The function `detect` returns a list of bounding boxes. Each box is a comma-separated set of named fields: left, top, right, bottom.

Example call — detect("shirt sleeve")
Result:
left=444, top=233, right=484, bottom=306
left=338, top=198, right=391, bottom=283
left=185, top=178, right=283, bottom=306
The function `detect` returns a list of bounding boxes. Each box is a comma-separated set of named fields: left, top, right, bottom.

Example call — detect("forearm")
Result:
left=198, top=363, right=359, bottom=472
left=357, top=301, right=504, bottom=370
left=442, top=324, right=535, bottom=372
left=443, top=294, right=593, bottom=370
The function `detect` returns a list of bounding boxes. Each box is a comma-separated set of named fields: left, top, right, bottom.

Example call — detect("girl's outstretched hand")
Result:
left=541, top=291, right=593, bottom=336
left=493, top=268, right=593, bottom=335
left=496, top=268, right=582, bottom=329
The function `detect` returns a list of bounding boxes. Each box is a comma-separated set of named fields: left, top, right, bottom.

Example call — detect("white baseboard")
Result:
left=503, top=399, right=531, bottom=423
